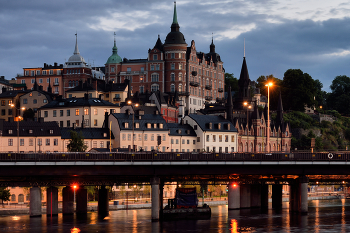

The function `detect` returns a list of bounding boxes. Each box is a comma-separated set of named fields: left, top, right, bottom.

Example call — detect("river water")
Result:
left=1, top=199, right=350, bottom=232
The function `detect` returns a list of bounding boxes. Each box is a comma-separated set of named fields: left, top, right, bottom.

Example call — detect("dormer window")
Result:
left=178, top=129, right=182, bottom=134
left=135, top=123, right=139, bottom=128
left=124, top=122, right=129, bottom=128
left=103, top=133, right=107, bottom=137
left=209, top=123, right=212, bottom=130
left=227, top=124, right=230, bottom=130
left=218, top=123, right=221, bottom=130
left=186, top=130, right=190, bottom=134
left=153, top=123, right=157, bottom=128
left=50, top=130, right=54, bottom=134
left=147, top=123, right=151, bottom=129
left=8, top=130, right=13, bottom=134
left=59, top=102, right=64, bottom=106
left=159, top=123, right=163, bottom=129
left=29, top=130, right=33, bottom=134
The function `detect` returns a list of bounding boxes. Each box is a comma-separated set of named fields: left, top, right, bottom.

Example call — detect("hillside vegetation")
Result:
left=284, top=110, right=350, bottom=151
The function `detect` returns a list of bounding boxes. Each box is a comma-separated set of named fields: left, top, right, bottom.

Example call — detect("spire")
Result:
left=47, top=77, right=52, bottom=93
left=244, top=38, right=245, bottom=57
left=276, top=91, right=284, bottom=126
left=173, top=1, right=178, bottom=24
left=74, top=32, right=80, bottom=55
left=238, top=57, right=250, bottom=86
left=33, top=75, right=38, bottom=91
left=210, top=33, right=215, bottom=53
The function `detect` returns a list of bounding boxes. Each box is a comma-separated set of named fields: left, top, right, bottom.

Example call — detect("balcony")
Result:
left=216, top=97, right=225, bottom=102
left=53, top=82, right=59, bottom=86
left=178, top=91, right=190, bottom=96
left=119, top=71, right=145, bottom=76
left=205, top=85, right=212, bottom=90
left=218, top=88, right=224, bottom=92
left=205, top=96, right=213, bottom=101
left=190, top=81, right=200, bottom=87
left=113, top=97, right=121, bottom=101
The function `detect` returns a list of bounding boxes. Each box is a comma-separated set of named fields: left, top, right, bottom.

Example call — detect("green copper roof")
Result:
left=173, top=1, right=178, bottom=24
left=106, top=40, right=122, bottom=64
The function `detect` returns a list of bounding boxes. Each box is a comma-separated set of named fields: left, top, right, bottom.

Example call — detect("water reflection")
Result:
left=2, top=200, right=350, bottom=232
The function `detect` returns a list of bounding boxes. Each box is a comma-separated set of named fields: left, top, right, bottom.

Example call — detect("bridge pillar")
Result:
left=98, top=186, right=109, bottom=217
left=261, top=184, right=269, bottom=209
left=289, top=181, right=299, bottom=212
left=228, top=182, right=240, bottom=209
left=150, top=177, right=160, bottom=221
left=29, top=186, right=42, bottom=217
left=300, top=176, right=309, bottom=214
left=46, top=186, right=58, bottom=216
left=240, top=184, right=251, bottom=208
left=250, top=184, right=261, bottom=208
left=62, top=186, right=74, bottom=215
left=272, top=184, right=283, bottom=209
left=76, top=187, right=88, bottom=214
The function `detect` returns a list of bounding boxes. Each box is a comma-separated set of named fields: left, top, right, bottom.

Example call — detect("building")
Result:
left=167, top=122, right=197, bottom=152
left=0, top=89, right=28, bottom=121
left=184, top=114, right=238, bottom=153
left=0, top=119, right=61, bottom=153
left=104, top=2, right=224, bottom=120
left=39, top=95, right=120, bottom=128
left=0, top=76, right=12, bottom=94
left=18, top=63, right=64, bottom=95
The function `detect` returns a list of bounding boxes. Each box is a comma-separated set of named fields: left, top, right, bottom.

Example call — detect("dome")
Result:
left=66, top=34, right=87, bottom=67
left=164, top=2, right=186, bottom=45
left=106, top=40, right=122, bottom=64
left=68, top=54, right=85, bottom=63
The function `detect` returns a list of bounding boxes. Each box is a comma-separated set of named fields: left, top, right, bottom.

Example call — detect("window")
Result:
left=156, top=64, right=160, bottom=70
left=150, top=65, right=154, bottom=71
left=50, top=129, right=54, bottom=134
left=100, top=141, right=104, bottom=148
left=94, top=109, right=98, bottom=115
left=25, top=71, right=29, bottom=76
left=176, top=139, right=179, bottom=144
left=151, top=74, right=159, bottom=82
left=23, top=99, right=27, bottom=104
left=171, top=73, right=175, bottom=81
left=20, top=139, right=24, bottom=146
left=1, top=100, right=5, bottom=106
left=225, top=135, right=229, bottom=142
left=151, top=84, right=159, bottom=92
left=84, top=119, right=89, bottom=127
left=75, top=109, right=79, bottom=116
left=44, top=111, right=48, bottom=117
left=29, top=139, right=33, bottom=146
left=171, top=139, right=174, bottom=144
left=128, top=134, right=131, bottom=141
left=151, top=134, right=154, bottom=141
left=60, top=110, right=63, bottom=117
left=187, top=140, right=190, bottom=144
left=33, top=99, right=37, bottom=104
left=231, top=136, right=235, bottom=142
left=46, top=139, right=50, bottom=146
left=219, top=135, right=222, bottom=142
left=171, top=64, right=175, bottom=70
left=170, top=84, right=175, bottom=92
left=76, top=120, right=79, bottom=127
left=38, top=139, right=42, bottom=146
left=144, top=134, right=148, bottom=141
left=53, top=110, right=57, bottom=117
left=49, top=70, right=53, bottom=75
left=206, top=135, right=209, bottom=142
left=1, top=109, right=4, bottom=116
left=135, top=122, right=139, bottom=128
left=67, top=110, right=70, bottom=116
left=43, top=99, right=47, bottom=103
left=39, top=78, right=43, bottom=83
left=193, top=140, right=196, bottom=144
left=111, top=67, right=115, bottom=72
left=84, top=108, right=89, bottom=115
left=54, top=139, right=58, bottom=146
left=94, top=119, right=98, bottom=126
left=171, top=53, right=175, bottom=59
left=122, top=134, right=126, bottom=141
left=179, top=64, right=182, bottom=70
left=67, top=120, right=70, bottom=127
left=179, top=73, right=182, bottom=81
left=213, top=135, right=216, bottom=142
left=153, top=54, right=157, bottom=60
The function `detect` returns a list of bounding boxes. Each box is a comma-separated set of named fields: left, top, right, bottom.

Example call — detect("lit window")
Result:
left=84, top=108, right=89, bottom=115
left=75, top=109, right=79, bottom=116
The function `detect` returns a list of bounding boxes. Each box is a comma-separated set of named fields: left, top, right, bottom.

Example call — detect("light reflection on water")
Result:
left=1, top=199, right=350, bottom=232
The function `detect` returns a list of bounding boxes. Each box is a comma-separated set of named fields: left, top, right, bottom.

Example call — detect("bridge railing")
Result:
left=0, top=151, right=349, bottom=162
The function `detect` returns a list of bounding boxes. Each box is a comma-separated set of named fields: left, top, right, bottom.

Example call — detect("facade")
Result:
left=168, top=122, right=197, bottom=152
left=104, top=2, right=224, bottom=119
left=19, top=63, right=64, bottom=95
left=0, top=119, right=61, bottom=153
left=0, top=76, right=12, bottom=94
left=109, top=110, right=170, bottom=152
left=0, top=89, right=28, bottom=121
left=184, top=114, right=238, bottom=153
left=39, top=95, right=120, bottom=128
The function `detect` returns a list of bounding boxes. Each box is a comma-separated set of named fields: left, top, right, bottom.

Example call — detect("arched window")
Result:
left=170, top=84, right=175, bottom=93
left=151, top=73, right=159, bottom=82
left=179, top=73, right=182, bottom=81
left=11, top=194, right=16, bottom=202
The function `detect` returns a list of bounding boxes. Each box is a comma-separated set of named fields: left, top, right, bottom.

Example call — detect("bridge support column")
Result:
left=289, top=181, right=299, bottom=212
left=300, top=176, right=309, bottom=214
left=240, top=184, right=251, bottom=208
left=29, top=187, right=42, bottom=217
left=228, top=182, right=240, bottom=209
left=98, top=186, right=109, bottom=217
left=261, top=184, right=269, bottom=209
left=250, top=184, right=261, bottom=208
left=272, top=184, right=283, bottom=209
left=76, top=187, right=88, bottom=214
left=62, top=186, right=74, bottom=215
left=151, top=177, right=160, bottom=221
left=46, top=186, right=58, bottom=216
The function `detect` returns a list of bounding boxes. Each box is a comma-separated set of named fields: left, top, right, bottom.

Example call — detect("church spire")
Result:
left=74, top=32, right=80, bottom=55
left=170, top=1, right=180, bottom=32
left=210, top=33, right=215, bottom=53
left=173, top=1, right=178, bottom=24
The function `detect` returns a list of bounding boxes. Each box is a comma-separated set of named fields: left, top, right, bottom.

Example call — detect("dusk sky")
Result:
left=1, top=0, right=350, bottom=91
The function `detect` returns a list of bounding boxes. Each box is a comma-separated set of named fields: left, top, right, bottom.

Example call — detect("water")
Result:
left=1, top=199, right=350, bottom=232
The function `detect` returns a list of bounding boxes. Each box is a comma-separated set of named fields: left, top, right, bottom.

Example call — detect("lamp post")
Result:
left=10, top=104, right=25, bottom=153
left=265, top=82, right=273, bottom=153
left=127, top=100, right=139, bottom=152
left=243, top=102, right=251, bottom=152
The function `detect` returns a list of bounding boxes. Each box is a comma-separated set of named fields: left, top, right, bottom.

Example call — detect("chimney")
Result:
left=84, top=93, right=89, bottom=100
left=54, top=62, right=57, bottom=67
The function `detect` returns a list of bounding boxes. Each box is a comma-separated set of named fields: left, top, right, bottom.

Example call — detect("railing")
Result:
left=113, top=98, right=121, bottom=101
left=205, top=85, right=212, bottom=90
left=190, top=81, right=200, bottom=87
left=178, top=91, right=190, bottom=96
left=218, top=88, right=224, bottom=92
left=205, top=96, right=213, bottom=101
left=0, top=152, right=347, bottom=162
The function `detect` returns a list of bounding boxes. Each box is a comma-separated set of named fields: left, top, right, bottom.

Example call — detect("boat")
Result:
left=162, top=188, right=211, bottom=220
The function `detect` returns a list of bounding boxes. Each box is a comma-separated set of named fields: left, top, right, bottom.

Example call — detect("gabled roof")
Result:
left=112, top=112, right=168, bottom=131
left=60, top=127, right=113, bottom=139
left=40, top=97, right=117, bottom=109
left=238, top=57, right=250, bottom=87
left=167, top=123, right=197, bottom=136
left=187, top=114, right=237, bottom=132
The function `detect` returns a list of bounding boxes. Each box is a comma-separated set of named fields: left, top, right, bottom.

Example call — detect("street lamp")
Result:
left=243, top=102, right=251, bottom=152
left=265, top=82, right=273, bottom=153
left=127, top=100, right=139, bottom=152
left=10, top=104, right=25, bottom=153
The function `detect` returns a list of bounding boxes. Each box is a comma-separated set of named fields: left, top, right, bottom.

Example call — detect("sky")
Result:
left=1, top=0, right=350, bottom=92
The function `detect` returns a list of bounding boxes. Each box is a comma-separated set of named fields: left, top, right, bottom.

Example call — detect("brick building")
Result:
left=105, top=2, right=224, bottom=120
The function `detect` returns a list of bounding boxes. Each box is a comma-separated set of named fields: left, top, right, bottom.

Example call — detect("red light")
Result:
left=73, top=185, right=78, bottom=190
left=233, top=184, right=237, bottom=187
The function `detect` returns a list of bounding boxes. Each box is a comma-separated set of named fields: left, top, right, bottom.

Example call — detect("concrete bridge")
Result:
left=0, top=151, right=349, bottom=220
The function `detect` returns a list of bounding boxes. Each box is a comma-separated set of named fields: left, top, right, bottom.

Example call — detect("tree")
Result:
left=282, top=69, right=318, bottom=111
left=256, top=75, right=282, bottom=110
left=67, top=130, right=88, bottom=152
left=224, top=73, right=239, bottom=92
left=23, top=108, right=35, bottom=121
left=327, top=75, right=350, bottom=115
left=0, top=187, right=11, bottom=207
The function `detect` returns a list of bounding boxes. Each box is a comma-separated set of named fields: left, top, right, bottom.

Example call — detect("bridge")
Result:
left=0, top=152, right=349, bottom=220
